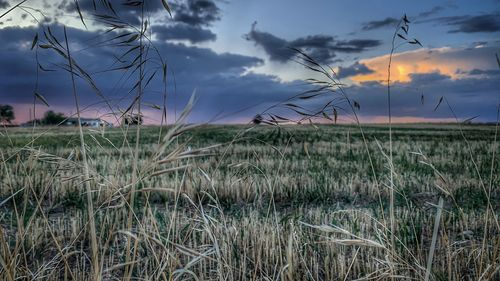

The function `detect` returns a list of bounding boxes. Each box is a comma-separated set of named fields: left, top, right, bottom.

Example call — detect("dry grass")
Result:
left=1, top=124, right=499, bottom=280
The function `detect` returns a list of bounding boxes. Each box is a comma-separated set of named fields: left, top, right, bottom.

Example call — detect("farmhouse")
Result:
left=65, top=118, right=112, bottom=128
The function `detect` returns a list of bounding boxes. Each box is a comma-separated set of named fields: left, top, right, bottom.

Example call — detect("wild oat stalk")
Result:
left=259, top=47, right=386, bottom=222
left=64, top=26, right=101, bottom=280
left=124, top=2, right=145, bottom=279
left=0, top=0, right=29, bottom=19
left=386, top=14, right=421, bottom=272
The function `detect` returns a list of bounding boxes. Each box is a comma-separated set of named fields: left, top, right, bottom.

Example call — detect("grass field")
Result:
left=1, top=123, right=498, bottom=280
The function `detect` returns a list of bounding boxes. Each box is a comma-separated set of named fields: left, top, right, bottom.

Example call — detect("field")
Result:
left=1, top=123, right=498, bottom=280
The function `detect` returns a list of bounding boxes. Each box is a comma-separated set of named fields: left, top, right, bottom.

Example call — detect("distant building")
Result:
left=65, top=118, right=113, bottom=128
left=20, top=118, right=112, bottom=128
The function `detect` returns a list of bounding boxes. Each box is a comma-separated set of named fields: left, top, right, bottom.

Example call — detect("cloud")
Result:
left=0, top=23, right=298, bottom=124
left=61, top=0, right=223, bottom=29
left=333, top=39, right=382, bottom=53
left=1, top=5, right=499, bottom=124
left=425, top=12, right=500, bottom=33
left=244, top=23, right=290, bottom=61
left=468, top=68, right=500, bottom=76
left=360, top=6, right=445, bottom=31
left=61, top=0, right=165, bottom=26
left=408, top=72, right=451, bottom=84
left=0, top=0, right=9, bottom=9
left=248, top=62, right=499, bottom=124
left=154, top=23, right=216, bottom=43
left=154, top=0, right=223, bottom=44
left=446, top=13, right=500, bottom=33
left=299, top=71, right=499, bottom=123
left=155, top=43, right=264, bottom=77
left=337, top=62, right=374, bottom=78
left=171, top=0, right=221, bottom=26
left=61, top=0, right=223, bottom=45
left=245, top=22, right=381, bottom=64
left=417, top=6, right=445, bottom=18
left=2, top=22, right=499, bottom=124
left=303, top=46, right=500, bottom=122
left=361, top=17, right=399, bottom=30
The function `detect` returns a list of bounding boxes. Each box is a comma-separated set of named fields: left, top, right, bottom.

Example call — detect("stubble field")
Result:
left=1, top=123, right=499, bottom=280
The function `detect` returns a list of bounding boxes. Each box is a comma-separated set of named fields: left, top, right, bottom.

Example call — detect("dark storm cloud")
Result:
left=423, top=12, right=500, bottom=33
left=154, top=24, right=216, bottom=43
left=1, top=10, right=499, bottom=123
left=154, top=42, right=263, bottom=77
left=0, top=23, right=288, bottom=123
left=408, top=72, right=450, bottom=84
left=155, top=0, right=221, bottom=43
left=0, top=24, right=127, bottom=106
left=445, top=13, right=500, bottom=33
left=0, top=0, right=9, bottom=9
left=0, top=21, right=295, bottom=124
left=361, top=17, right=399, bottom=30
left=360, top=6, right=446, bottom=31
left=55, top=1, right=223, bottom=44
left=244, top=24, right=289, bottom=61
left=245, top=23, right=381, bottom=64
left=0, top=24, right=40, bottom=49
left=337, top=62, right=374, bottom=78
left=171, top=0, right=221, bottom=26
left=61, top=0, right=162, bottom=26
left=61, top=0, right=221, bottom=28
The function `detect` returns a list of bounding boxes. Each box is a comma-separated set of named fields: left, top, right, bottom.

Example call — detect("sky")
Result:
left=0, top=0, right=499, bottom=125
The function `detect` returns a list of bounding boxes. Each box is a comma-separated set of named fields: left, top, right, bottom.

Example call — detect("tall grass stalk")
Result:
left=64, top=26, right=100, bottom=281
left=386, top=15, right=420, bottom=274
left=0, top=0, right=28, bottom=19
left=280, top=49, right=384, bottom=221
left=124, top=3, right=145, bottom=279
left=424, top=196, right=444, bottom=281
left=386, top=17, right=405, bottom=268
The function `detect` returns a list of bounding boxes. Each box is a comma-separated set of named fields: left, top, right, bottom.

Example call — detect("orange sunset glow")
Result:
left=349, top=47, right=494, bottom=83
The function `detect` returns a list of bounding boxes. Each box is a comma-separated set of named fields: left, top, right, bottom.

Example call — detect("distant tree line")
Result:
left=0, top=104, right=15, bottom=124
left=24, top=110, right=67, bottom=126
left=1, top=103, right=143, bottom=126
left=1, top=104, right=69, bottom=126
left=40, top=111, right=67, bottom=125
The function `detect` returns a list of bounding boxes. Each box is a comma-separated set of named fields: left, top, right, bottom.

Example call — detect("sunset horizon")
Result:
left=0, top=0, right=499, bottom=125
